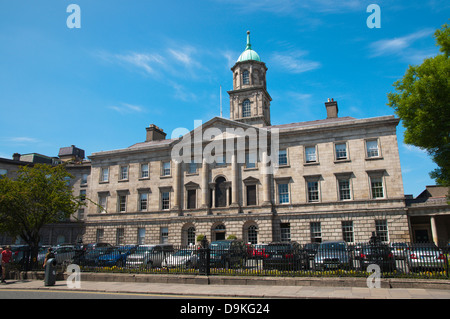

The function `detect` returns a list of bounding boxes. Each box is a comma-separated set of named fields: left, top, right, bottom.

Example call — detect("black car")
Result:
left=303, top=243, right=320, bottom=260
left=263, top=242, right=309, bottom=270
left=209, top=240, right=247, bottom=268
left=358, top=244, right=396, bottom=272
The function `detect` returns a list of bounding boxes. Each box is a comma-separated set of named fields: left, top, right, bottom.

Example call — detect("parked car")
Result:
left=209, top=240, right=247, bottom=268
left=10, top=245, right=30, bottom=265
left=314, top=241, right=352, bottom=270
left=97, top=245, right=137, bottom=267
left=78, top=246, right=115, bottom=266
left=303, top=243, right=320, bottom=260
left=161, top=248, right=199, bottom=269
left=52, top=245, right=76, bottom=265
left=252, top=244, right=269, bottom=259
left=389, top=242, right=409, bottom=259
left=125, top=244, right=174, bottom=268
left=407, top=243, right=447, bottom=272
left=358, top=244, right=396, bottom=272
left=263, top=242, right=308, bottom=270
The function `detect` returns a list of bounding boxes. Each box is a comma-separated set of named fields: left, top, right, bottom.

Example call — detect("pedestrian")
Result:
left=43, top=247, right=55, bottom=268
left=1, top=246, right=12, bottom=284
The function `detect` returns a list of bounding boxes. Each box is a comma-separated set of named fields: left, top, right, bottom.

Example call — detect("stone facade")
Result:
left=81, top=33, right=410, bottom=246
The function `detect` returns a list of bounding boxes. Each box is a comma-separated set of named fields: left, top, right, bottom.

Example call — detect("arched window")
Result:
left=242, top=99, right=251, bottom=118
left=213, top=223, right=226, bottom=241
left=187, top=227, right=196, bottom=245
left=243, top=70, right=250, bottom=85
left=247, top=225, right=258, bottom=244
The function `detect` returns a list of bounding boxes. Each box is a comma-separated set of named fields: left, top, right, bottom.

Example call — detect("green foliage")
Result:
left=388, top=23, right=450, bottom=190
left=0, top=164, right=84, bottom=245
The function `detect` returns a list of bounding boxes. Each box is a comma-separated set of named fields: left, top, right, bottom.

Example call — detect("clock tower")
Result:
left=228, top=31, right=272, bottom=127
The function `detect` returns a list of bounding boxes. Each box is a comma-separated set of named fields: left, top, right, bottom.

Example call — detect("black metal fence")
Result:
left=6, top=241, right=450, bottom=279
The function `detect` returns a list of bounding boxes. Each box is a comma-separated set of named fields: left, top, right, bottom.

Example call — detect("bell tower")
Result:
left=228, top=31, right=272, bottom=127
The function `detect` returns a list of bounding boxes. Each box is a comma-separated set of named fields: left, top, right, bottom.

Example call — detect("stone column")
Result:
left=231, top=153, right=239, bottom=207
left=430, top=216, right=439, bottom=246
left=172, top=160, right=182, bottom=211
left=261, top=151, right=272, bottom=206
left=201, top=158, right=209, bottom=208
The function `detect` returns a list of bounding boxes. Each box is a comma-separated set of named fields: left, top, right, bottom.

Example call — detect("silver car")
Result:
left=161, top=249, right=198, bottom=269
left=314, top=241, right=352, bottom=270
left=125, top=244, right=174, bottom=268
left=389, top=242, right=409, bottom=259
left=406, top=243, right=447, bottom=272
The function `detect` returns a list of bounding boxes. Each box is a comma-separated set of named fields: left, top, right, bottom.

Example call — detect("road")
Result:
left=0, top=289, right=194, bottom=299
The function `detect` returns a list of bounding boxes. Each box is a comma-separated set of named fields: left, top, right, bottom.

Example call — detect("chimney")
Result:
left=146, top=124, right=166, bottom=142
left=325, top=98, right=338, bottom=119
left=12, top=153, right=21, bottom=161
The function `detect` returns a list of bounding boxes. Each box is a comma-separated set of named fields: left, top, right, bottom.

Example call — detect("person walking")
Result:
left=1, top=246, right=12, bottom=284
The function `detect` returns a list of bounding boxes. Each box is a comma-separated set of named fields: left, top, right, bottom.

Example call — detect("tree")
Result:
left=0, top=164, right=84, bottom=268
left=388, top=23, right=450, bottom=192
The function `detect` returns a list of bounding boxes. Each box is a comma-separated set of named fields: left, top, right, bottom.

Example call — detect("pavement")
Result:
left=1, top=278, right=450, bottom=299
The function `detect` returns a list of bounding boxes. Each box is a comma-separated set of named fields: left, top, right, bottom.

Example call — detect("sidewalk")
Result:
left=1, top=279, right=450, bottom=299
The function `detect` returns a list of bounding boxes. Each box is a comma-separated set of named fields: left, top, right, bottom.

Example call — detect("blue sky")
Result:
left=0, top=0, right=448, bottom=196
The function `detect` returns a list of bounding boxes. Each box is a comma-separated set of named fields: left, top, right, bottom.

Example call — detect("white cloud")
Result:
left=108, top=103, right=145, bottom=114
left=271, top=50, right=321, bottom=73
left=6, top=137, right=40, bottom=143
left=369, top=28, right=436, bottom=63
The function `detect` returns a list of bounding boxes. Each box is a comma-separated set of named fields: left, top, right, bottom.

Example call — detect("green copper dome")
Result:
left=237, top=31, right=261, bottom=62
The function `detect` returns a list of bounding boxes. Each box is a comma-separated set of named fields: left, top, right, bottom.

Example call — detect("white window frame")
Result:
left=334, top=142, right=348, bottom=161
left=119, top=165, right=129, bottom=181
left=278, top=183, right=290, bottom=204
left=366, top=139, right=381, bottom=159
left=161, top=161, right=171, bottom=176
left=161, top=190, right=170, bottom=210
left=370, top=175, right=385, bottom=199
left=338, top=178, right=352, bottom=201
left=304, top=145, right=318, bottom=164
left=278, top=149, right=288, bottom=166
left=140, top=163, right=149, bottom=179
left=100, top=167, right=109, bottom=182
left=242, top=99, right=251, bottom=118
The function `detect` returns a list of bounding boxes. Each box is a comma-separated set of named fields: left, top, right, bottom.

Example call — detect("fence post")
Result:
left=199, top=236, right=210, bottom=276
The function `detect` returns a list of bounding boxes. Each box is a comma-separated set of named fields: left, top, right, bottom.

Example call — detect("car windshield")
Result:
left=411, top=244, right=439, bottom=251
left=210, top=242, right=231, bottom=249
left=392, top=243, right=407, bottom=248
left=266, top=245, right=292, bottom=252
left=361, top=246, right=390, bottom=254
left=319, top=243, right=347, bottom=251
left=173, top=250, right=194, bottom=257
left=135, top=246, right=154, bottom=253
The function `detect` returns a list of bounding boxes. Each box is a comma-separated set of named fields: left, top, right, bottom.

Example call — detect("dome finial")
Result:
left=246, top=30, right=251, bottom=50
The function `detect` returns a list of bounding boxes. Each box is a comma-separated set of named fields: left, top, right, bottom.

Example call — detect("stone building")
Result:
left=82, top=32, right=410, bottom=246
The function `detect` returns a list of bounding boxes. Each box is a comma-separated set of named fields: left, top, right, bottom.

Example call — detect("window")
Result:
left=138, top=228, right=146, bottom=245
left=160, top=227, right=169, bottom=244
left=187, top=189, right=196, bottom=209
left=118, top=195, right=127, bottom=212
left=96, top=229, right=104, bottom=243
left=140, top=163, right=149, bottom=178
left=116, top=228, right=124, bottom=245
left=0, top=169, right=7, bottom=177
left=77, top=209, right=84, bottom=220
left=375, top=220, right=389, bottom=242
left=100, top=167, right=109, bottom=182
left=243, top=70, right=250, bottom=85
left=246, top=185, right=257, bottom=206
left=242, top=99, right=251, bottom=117
left=278, top=183, right=289, bottom=204
left=187, top=227, right=196, bottom=245
left=162, top=161, right=171, bottom=176
left=342, top=221, right=354, bottom=243
left=98, top=194, right=108, bottom=213
left=338, top=179, right=351, bottom=200
left=370, top=176, right=384, bottom=199
left=245, top=152, right=256, bottom=168
left=280, top=223, right=291, bottom=242
left=247, top=225, right=258, bottom=244
left=366, top=139, right=380, bottom=158
left=335, top=143, right=348, bottom=160
left=305, top=146, right=317, bottom=163
left=161, top=191, right=170, bottom=210
left=188, top=159, right=197, bottom=174
left=139, top=193, right=148, bottom=211
left=79, top=190, right=86, bottom=201
left=310, top=222, right=322, bottom=243
left=216, top=154, right=226, bottom=166
left=81, top=173, right=88, bottom=185
left=307, top=181, right=319, bottom=202
left=120, top=166, right=128, bottom=180
left=278, top=149, right=288, bottom=166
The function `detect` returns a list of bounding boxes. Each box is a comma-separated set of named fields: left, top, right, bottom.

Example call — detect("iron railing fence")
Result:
left=7, top=242, right=450, bottom=279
